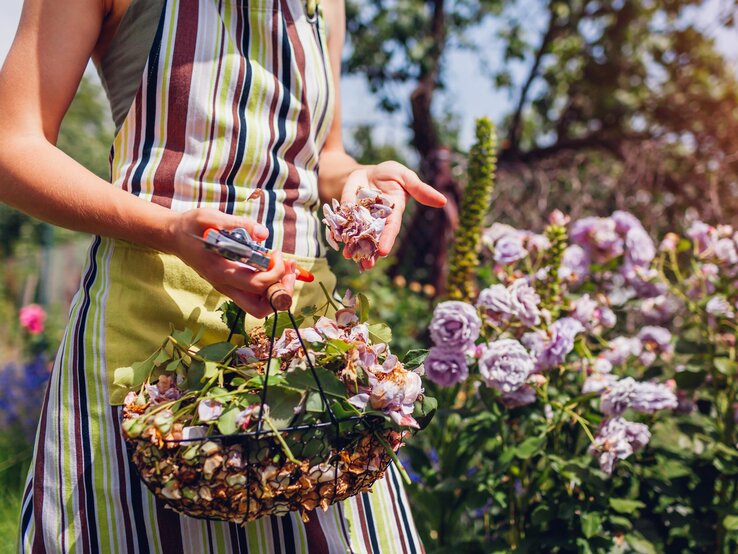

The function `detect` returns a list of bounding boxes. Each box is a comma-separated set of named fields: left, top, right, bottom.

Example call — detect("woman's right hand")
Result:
left=163, top=208, right=296, bottom=319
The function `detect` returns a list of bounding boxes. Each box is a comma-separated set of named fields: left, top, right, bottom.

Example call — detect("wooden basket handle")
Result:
left=266, top=283, right=293, bottom=311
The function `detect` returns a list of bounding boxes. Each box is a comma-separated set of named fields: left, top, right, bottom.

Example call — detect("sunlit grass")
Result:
left=0, top=430, right=33, bottom=554
left=0, top=486, right=22, bottom=554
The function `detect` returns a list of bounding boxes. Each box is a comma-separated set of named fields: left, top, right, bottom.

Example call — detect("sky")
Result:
left=1, top=0, right=736, bottom=151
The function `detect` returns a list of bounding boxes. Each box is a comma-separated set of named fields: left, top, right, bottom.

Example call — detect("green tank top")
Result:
left=95, top=0, right=164, bottom=134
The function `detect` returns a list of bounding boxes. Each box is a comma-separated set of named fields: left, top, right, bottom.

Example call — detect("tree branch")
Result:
left=410, top=0, right=446, bottom=160
left=507, top=0, right=558, bottom=155
left=500, top=131, right=653, bottom=164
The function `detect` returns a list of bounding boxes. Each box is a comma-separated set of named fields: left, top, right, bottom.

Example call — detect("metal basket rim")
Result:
left=125, top=413, right=389, bottom=445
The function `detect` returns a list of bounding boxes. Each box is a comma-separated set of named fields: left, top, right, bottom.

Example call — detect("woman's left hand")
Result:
left=341, top=161, right=447, bottom=269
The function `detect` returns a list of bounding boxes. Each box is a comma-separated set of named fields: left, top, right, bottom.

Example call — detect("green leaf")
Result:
left=171, top=327, right=194, bottom=346
left=677, top=238, right=692, bottom=252
left=714, top=358, right=738, bottom=376
left=154, top=349, right=171, bottom=366
left=675, top=339, right=704, bottom=354
left=402, top=349, right=428, bottom=371
left=246, top=371, right=287, bottom=388
left=112, top=366, right=134, bottom=389
left=723, top=515, right=738, bottom=531
left=368, top=322, right=392, bottom=345
left=113, top=349, right=158, bottom=390
left=357, top=293, right=370, bottom=323
left=264, top=312, right=304, bottom=340
left=324, top=339, right=352, bottom=355
left=306, top=390, right=327, bottom=413
left=609, top=515, right=633, bottom=531
left=625, top=533, right=657, bottom=554
left=515, top=435, right=546, bottom=459
left=219, top=301, right=245, bottom=336
left=187, top=360, right=205, bottom=391
left=203, top=361, right=219, bottom=380
left=192, top=325, right=205, bottom=345
left=674, top=368, right=706, bottom=389
left=609, top=498, right=645, bottom=513
left=300, top=305, right=318, bottom=318
left=198, top=342, right=236, bottom=363
left=413, top=396, right=437, bottom=430
left=580, top=512, right=602, bottom=539
left=217, top=406, right=240, bottom=435
left=531, top=505, right=551, bottom=526
left=165, top=358, right=181, bottom=373
left=283, top=367, right=346, bottom=397
left=263, top=386, right=303, bottom=428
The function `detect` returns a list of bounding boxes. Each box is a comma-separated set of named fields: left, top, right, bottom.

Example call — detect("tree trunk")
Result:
left=389, top=0, right=461, bottom=293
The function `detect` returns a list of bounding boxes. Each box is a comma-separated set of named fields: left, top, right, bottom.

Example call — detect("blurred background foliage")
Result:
left=346, top=0, right=738, bottom=289
left=0, top=74, right=111, bottom=554
left=1, top=0, right=738, bottom=550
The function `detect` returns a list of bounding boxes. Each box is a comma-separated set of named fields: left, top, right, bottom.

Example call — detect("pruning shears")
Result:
left=198, top=227, right=314, bottom=283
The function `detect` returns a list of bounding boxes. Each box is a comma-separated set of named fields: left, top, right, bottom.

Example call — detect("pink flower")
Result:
left=19, top=304, right=46, bottom=335
left=322, top=189, right=394, bottom=266
left=198, top=399, right=223, bottom=422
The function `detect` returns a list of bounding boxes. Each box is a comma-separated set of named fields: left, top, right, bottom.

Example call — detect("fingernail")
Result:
left=255, top=224, right=268, bottom=236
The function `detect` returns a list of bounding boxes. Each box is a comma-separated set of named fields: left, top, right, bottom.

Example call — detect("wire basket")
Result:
left=122, top=304, right=413, bottom=524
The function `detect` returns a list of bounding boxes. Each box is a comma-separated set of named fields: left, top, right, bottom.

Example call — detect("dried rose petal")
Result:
left=322, top=189, right=394, bottom=266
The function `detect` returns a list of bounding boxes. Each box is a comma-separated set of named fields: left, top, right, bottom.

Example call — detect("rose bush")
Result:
left=403, top=211, right=738, bottom=553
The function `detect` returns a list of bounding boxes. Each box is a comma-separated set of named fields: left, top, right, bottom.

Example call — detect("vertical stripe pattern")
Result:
left=110, top=0, right=333, bottom=257
left=19, top=0, right=425, bottom=552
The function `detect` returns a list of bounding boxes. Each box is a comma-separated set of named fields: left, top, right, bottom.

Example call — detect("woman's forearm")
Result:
left=317, top=148, right=370, bottom=202
left=0, top=134, right=178, bottom=252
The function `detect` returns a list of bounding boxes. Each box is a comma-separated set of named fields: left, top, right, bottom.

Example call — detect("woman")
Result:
left=0, top=0, right=446, bottom=552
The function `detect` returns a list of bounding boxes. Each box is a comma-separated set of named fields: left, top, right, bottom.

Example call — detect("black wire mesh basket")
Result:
left=120, top=303, right=425, bottom=524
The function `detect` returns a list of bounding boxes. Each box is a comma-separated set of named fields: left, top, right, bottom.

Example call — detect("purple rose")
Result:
left=478, top=339, right=535, bottom=393
left=624, top=226, right=656, bottom=267
left=620, top=262, right=665, bottom=299
left=715, top=238, right=738, bottom=265
left=525, top=317, right=584, bottom=370
left=559, top=245, right=591, bottom=286
left=600, top=377, right=677, bottom=416
left=589, top=417, right=651, bottom=475
left=603, top=336, right=642, bottom=366
left=525, top=232, right=551, bottom=253
left=508, top=279, right=541, bottom=327
left=592, top=357, right=614, bottom=374
left=423, top=347, right=469, bottom=388
left=476, top=284, right=513, bottom=323
left=571, top=294, right=617, bottom=331
left=706, top=295, right=735, bottom=319
left=637, top=326, right=673, bottom=365
left=570, top=217, right=623, bottom=263
left=687, top=220, right=716, bottom=254
left=629, top=381, right=678, bottom=414
left=494, top=234, right=528, bottom=265
left=600, top=378, right=638, bottom=416
left=429, top=301, right=481, bottom=349
left=482, top=223, right=518, bottom=249
left=640, top=295, right=679, bottom=324
left=611, top=211, right=643, bottom=235
left=582, top=373, right=619, bottom=395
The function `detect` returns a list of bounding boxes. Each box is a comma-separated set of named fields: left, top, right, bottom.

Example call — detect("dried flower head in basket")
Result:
left=116, top=290, right=436, bottom=524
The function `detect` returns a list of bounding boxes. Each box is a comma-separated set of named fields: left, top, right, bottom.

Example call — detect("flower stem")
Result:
left=263, top=417, right=298, bottom=463
left=374, top=431, right=412, bottom=485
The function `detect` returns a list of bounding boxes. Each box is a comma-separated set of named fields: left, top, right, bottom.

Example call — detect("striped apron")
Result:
left=17, top=1, right=424, bottom=552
